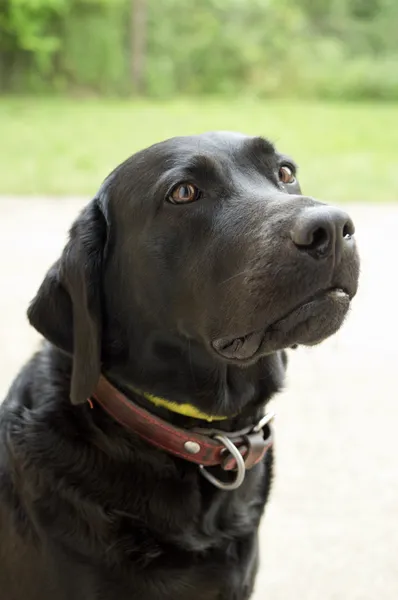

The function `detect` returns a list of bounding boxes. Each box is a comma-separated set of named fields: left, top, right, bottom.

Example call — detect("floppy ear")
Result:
left=28, top=197, right=108, bottom=405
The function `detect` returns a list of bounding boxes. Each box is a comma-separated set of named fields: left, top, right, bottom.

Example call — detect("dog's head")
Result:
left=28, top=132, right=359, bottom=412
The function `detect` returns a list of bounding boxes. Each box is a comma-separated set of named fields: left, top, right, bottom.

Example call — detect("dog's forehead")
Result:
left=139, top=131, right=276, bottom=166
left=104, top=132, right=287, bottom=201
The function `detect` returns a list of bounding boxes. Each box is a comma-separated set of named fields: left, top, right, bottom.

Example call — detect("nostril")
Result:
left=342, top=220, right=355, bottom=239
left=309, top=227, right=328, bottom=250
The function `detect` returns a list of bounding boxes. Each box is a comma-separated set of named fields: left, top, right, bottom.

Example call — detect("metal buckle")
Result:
left=199, top=407, right=276, bottom=491
left=199, top=435, right=246, bottom=491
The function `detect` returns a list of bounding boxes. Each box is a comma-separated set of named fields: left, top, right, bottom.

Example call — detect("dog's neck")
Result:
left=102, top=330, right=286, bottom=432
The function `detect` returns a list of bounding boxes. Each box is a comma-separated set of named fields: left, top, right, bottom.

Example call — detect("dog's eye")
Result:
left=278, top=165, right=295, bottom=185
left=168, top=183, right=200, bottom=204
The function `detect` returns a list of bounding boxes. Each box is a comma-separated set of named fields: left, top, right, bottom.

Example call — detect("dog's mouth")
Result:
left=212, top=288, right=351, bottom=362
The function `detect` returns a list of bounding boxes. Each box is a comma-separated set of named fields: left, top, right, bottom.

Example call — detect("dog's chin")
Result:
left=211, top=288, right=351, bottom=363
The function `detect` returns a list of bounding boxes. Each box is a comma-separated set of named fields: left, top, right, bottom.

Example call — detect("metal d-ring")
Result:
left=252, top=409, right=276, bottom=433
left=199, top=434, right=246, bottom=491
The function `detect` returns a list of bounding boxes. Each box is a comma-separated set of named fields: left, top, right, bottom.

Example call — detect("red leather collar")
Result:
left=90, top=376, right=274, bottom=490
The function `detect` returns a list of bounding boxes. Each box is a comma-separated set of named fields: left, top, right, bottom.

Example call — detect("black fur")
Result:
left=0, top=132, right=359, bottom=600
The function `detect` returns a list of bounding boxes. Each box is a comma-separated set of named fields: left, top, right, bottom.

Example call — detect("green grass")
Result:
left=1, top=97, right=397, bottom=202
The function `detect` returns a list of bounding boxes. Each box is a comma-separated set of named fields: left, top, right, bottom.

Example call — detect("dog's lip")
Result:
left=211, top=287, right=351, bottom=361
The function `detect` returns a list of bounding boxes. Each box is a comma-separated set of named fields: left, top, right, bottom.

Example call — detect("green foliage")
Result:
left=4, top=0, right=65, bottom=52
left=61, top=2, right=130, bottom=94
left=1, top=0, right=398, bottom=99
left=0, top=0, right=128, bottom=92
left=0, top=0, right=68, bottom=83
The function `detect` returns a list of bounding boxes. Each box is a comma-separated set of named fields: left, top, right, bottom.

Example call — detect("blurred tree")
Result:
left=131, top=0, right=148, bottom=94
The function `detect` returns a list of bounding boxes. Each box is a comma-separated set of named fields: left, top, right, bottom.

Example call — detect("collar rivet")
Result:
left=184, top=441, right=201, bottom=454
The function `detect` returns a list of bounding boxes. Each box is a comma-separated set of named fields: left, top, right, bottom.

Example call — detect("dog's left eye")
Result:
left=278, top=165, right=296, bottom=185
left=168, top=183, right=201, bottom=204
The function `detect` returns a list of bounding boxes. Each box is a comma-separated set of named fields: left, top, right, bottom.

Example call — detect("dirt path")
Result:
left=1, top=198, right=397, bottom=599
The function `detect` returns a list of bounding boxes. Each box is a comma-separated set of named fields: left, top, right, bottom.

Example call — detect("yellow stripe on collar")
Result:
left=141, top=391, right=229, bottom=422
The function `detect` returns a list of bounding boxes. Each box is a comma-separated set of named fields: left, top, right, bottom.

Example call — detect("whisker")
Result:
left=219, top=267, right=260, bottom=286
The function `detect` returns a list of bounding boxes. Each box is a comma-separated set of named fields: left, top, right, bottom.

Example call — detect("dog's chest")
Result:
left=61, top=534, right=259, bottom=600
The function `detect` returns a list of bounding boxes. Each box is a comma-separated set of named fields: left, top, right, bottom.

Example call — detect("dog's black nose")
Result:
left=290, top=206, right=355, bottom=260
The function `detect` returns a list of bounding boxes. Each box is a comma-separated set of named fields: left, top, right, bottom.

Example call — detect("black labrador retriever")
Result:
left=0, top=132, right=359, bottom=600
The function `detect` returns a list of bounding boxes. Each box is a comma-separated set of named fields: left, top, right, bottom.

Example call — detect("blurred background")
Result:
left=0, top=1, right=397, bottom=599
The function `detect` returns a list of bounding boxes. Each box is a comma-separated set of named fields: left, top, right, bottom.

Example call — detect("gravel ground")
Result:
left=0, top=198, right=397, bottom=599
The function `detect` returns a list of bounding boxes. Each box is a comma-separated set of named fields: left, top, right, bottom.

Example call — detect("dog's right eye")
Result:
left=278, top=165, right=296, bottom=185
left=167, top=183, right=201, bottom=204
